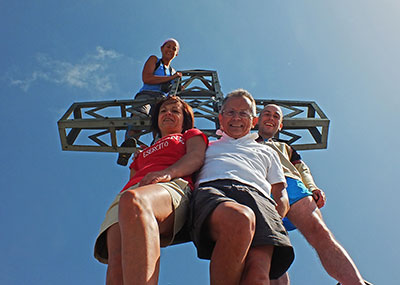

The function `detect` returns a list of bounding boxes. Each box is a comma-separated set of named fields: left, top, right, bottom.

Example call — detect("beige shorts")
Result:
left=94, top=178, right=191, bottom=264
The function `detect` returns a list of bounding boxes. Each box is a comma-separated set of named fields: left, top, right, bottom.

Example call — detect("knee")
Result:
left=212, top=204, right=256, bottom=240
left=118, top=190, right=152, bottom=223
left=236, top=207, right=256, bottom=233
left=225, top=205, right=255, bottom=236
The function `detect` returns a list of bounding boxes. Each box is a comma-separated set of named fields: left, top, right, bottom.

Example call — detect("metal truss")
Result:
left=254, top=99, right=329, bottom=150
left=57, top=69, right=329, bottom=153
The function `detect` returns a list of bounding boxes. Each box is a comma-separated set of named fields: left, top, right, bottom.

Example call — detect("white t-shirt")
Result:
left=196, top=132, right=286, bottom=201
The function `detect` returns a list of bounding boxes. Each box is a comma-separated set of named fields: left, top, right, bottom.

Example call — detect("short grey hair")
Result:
left=221, top=89, right=257, bottom=116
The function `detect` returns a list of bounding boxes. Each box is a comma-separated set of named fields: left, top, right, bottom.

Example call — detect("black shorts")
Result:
left=190, top=179, right=294, bottom=279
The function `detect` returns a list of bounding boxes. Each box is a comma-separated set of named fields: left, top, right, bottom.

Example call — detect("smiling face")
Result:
left=258, top=104, right=283, bottom=139
left=160, top=40, right=179, bottom=62
left=219, top=96, right=258, bottom=139
left=157, top=100, right=184, bottom=137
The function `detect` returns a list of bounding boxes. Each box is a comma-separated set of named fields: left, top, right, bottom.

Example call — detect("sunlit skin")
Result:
left=258, top=104, right=365, bottom=285
left=207, top=94, right=288, bottom=285
left=258, top=104, right=283, bottom=140
left=142, top=40, right=182, bottom=85
left=157, top=101, right=184, bottom=137
left=218, top=96, right=258, bottom=139
left=160, top=40, right=179, bottom=63
left=258, top=104, right=327, bottom=208
left=110, top=97, right=207, bottom=285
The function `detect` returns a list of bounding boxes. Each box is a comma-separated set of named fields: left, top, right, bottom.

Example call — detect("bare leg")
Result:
left=288, top=196, right=364, bottom=285
left=208, top=202, right=256, bottom=285
left=106, top=223, right=123, bottom=285
left=270, top=272, right=290, bottom=285
left=118, top=184, right=175, bottom=285
left=240, top=245, right=274, bottom=285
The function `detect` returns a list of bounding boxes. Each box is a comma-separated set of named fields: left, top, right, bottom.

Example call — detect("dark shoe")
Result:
left=117, top=137, right=136, bottom=166
left=337, top=281, right=372, bottom=285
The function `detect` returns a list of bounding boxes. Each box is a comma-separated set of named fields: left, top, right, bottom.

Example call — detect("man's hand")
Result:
left=139, top=170, right=172, bottom=186
left=312, top=189, right=326, bottom=208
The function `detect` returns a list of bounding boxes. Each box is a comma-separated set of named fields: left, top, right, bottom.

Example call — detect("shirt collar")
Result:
left=219, top=131, right=258, bottom=142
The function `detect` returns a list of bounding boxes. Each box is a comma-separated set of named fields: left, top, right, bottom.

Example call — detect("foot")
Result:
left=117, top=137, right=137, bottom=166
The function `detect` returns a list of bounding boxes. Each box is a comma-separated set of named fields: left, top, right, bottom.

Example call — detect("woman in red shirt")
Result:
left=94, top=96, right=208, bottom=284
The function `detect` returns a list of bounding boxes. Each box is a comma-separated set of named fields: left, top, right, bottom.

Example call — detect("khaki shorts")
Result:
left=94, top=178, right=191, bottom=264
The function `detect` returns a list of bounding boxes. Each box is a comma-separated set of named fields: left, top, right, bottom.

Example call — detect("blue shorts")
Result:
left=283, top=177, right=313, bottom=231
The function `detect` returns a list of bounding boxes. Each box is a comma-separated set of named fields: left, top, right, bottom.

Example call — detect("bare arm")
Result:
left=139, top=135, right=207, bottom=186
left=142, top=55, right=182, bottom=85
left=271, top=182, right=289, bottom=218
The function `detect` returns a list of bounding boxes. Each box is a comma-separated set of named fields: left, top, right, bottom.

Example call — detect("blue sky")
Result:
left=1, top=1, right=399, bottom=284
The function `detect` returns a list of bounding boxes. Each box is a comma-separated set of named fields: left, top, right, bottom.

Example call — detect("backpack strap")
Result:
left=154, top=58, right=161, bottom=71
left=154, top=58, right=174, bottom=75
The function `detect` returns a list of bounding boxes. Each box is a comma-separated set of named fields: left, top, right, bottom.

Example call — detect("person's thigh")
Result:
left=287, top=196, right=324, bottom=231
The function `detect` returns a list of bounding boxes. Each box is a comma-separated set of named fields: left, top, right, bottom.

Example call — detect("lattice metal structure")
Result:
left=57, top=69, right=329, bottom=153
left=57, top=70, right=223, bottom=153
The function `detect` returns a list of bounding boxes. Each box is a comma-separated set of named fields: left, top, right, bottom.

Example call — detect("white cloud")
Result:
left=10, top=71, right=50, bottom=92
left=93, top=46, right=121, bottom=60
left=8, top=47, right=124, bottom=94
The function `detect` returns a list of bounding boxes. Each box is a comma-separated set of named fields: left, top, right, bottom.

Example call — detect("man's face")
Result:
left=219, top=96, right=258, bottom=139
left=258, top=105, right=283, bottom=139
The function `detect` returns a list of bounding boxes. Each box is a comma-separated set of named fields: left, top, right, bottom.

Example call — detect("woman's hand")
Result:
left=139, top=170, right=172, bottom=186
left=172, top=71, right=182, bottom=79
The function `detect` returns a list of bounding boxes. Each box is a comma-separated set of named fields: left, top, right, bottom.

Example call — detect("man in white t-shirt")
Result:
left=190, top=89, right=294, bottom=284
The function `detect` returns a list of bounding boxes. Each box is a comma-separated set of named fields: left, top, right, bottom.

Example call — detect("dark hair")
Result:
left=151, top=96, right=194, bottom=137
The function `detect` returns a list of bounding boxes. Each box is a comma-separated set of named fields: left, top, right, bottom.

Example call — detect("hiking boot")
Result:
left=337, top=281, right=372, bottom=285
left=117, top=137, right=137, bottom=166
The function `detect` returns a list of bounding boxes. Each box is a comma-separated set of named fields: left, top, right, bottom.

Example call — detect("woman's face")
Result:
left=158, top=101, right=184, bottom=137
left=161, top=41, right=179, bottom=61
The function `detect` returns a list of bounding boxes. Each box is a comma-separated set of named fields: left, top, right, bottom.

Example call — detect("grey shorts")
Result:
left=190, top=179, right=294, bottom=279
left=94, top=178, right=191, bottom=264
left=134, top=91, right=166, bottom=115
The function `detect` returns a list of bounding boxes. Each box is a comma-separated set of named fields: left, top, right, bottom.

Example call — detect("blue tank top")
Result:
left=139, top=57, right=173, bottom=93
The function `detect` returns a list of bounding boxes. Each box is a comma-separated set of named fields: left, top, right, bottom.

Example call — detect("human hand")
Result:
left=174, top=72, right=182, bottom=79
left=312, top=189, right=326, bottom=208
left=139, top=170, right=172, bottom=186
